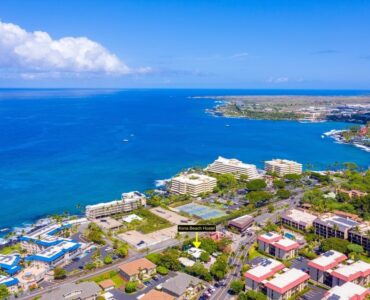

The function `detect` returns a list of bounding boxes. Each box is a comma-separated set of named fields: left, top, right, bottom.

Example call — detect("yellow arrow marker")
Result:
left=193, top=232, right=201, bottom=248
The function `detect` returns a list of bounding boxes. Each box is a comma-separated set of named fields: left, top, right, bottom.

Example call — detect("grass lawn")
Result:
left=359, top=254, right=370, bottom=263
left=135, top=208, right=172, bottom=234
left=89, top=270, right=125, bottom=288
left=248, top=243, right=266, bottom=260
left=0, top=243, right=22, bottom=255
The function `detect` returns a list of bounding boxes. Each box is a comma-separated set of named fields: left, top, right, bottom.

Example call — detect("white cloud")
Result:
left=230, top=52, right=249, bottom=58
left=0, top=21, right=148, bottom=79
left=266, top=76, right=289, bottom=83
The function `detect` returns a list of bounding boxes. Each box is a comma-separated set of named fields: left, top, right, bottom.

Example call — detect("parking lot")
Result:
left=150, top=207, right=194, bottom=224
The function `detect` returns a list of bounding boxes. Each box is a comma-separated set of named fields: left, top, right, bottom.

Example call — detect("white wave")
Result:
left=155, top=179, right=171, bottom=187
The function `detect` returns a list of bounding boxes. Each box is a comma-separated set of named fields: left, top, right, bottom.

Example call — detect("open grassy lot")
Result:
left=89, top=270, right=125, bottom=288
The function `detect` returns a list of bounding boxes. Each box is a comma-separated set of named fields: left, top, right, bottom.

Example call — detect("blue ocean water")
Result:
left=0, top=89, right=369, bottom=229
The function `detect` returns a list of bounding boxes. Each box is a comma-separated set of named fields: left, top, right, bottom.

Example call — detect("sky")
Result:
left=0, top=0, right=370, bottom=89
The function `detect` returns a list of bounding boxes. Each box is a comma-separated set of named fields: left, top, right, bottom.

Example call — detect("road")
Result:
left=211, top=232, right=256, bottom=300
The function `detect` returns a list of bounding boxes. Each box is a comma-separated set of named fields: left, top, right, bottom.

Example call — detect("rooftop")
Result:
left=99, top=279, right=115, bottom=289
left=208, top=156, right=258, bottom=169
left=121, top=191, right=146, bottom=203
left=258, top=232, right=282, bottom=243
left=0, top=275, right=19, bottom=287
left=245, top=258, right=285, bottom=282
left=281, top=208, right=317, bottom=225
left=161, top=272, right=203, bottom=297
left=0, top=254, right=21, bottom=275
left=40, top=282, right=101, bottom=300
left=26, top=240, right=80, bottom=263
left=122, top=214, right=143, bottom=223
left=323, top=281, right=369, bottom=300
left=119, top=258, right=156, bottom=276
left=315, top=213, right=359, bottom=231
left=20, top=223, right=71, bottom=247
left=308, top=250, right=347, bottom=271
left=265, top=268, right=309, bottom=294
left=187, top=247, right=205, bottom=259
left=228, top=214, right=254, bottom=227
left=139, top=289, right=175, bottom=300
left=171, top=173, right=217, bottom=185
left=331, top=260, right=370, bottom=282
left=265, top=159, right=302, bottom=166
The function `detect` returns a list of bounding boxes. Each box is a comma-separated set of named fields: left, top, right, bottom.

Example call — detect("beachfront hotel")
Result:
left=0, top=254, right=21, bottom=276
left=264, top=159, right=302, bottom=176
left=308, top=250, right=347, bottom=286
left=169, top=173, right=217, bottom=197
left=280, top=208, right=317, bottom=231
left=86, top=191, right=146, bottom=219
left=25, top=240, right=81, bottom=268
left=206, top=156, right=260, bottom=179
left=257, top=232, right=300, bottom=260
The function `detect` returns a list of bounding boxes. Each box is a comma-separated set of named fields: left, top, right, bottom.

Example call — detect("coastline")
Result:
left=324, top=129, right=370, bottom=153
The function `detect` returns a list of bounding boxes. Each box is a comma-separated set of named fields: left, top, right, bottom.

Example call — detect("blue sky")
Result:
left=1, top=0, right=370, bottom=88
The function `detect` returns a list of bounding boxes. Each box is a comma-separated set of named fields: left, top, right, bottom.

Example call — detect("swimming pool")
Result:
left=176, top=203, right=226, bottom=219
left=284, top=232, right=296, bottom=240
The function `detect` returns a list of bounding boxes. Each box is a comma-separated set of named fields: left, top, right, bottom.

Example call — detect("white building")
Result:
left=86, top=191, right=146, bottom=219
left=264, top=159, right=302, bottom=176
left=170, top=173, right=217, bottom=197
left=331, top=260, right=370, bottom=287
left=323, top=281, right=369, bottom=300
left=206, top=156, right=260, bottom=179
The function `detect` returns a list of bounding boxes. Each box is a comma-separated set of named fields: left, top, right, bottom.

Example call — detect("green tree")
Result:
left=156, top=266, right=169, bottom=275
left=200, top=252, right=210, bottom=262
left=239, top=290, right=267, bottom=300
left=246, top=179, right=267, bottom=191
left=230, top=280, right=245, bottom=294
left=0, top=285, right=9, bottom=300
left=216, top=174, right=238, bottom=190
left=347, top=243, right=364, bottom=254
left=321, top=237, right=349, bottom=254
left=273, top=180, right=285, bottom=189
left=267, top=204, right=275, bottom=213
left=246, top=191, right=272, bottom=204
left=54, top=267, right=67, bottom=280
left=199, top=238, right=218, bottom=254
left=276, top=189, right=291, bottom=199
left=210, top=255, right=228, bottom=280
left=104, top=255, right=113, bottom=264
left=116, top=245, right=128, bottom=258
left=125, top=281, right=138, bottom=293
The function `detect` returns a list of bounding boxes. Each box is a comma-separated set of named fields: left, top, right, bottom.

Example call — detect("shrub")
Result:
left=125, top=281, right=138, bottom=293
left=156, top=266, right=169, bottom=275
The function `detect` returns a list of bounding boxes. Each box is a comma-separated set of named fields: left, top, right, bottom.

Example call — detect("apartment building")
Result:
left=265, top=268, right=309, bottom=300
left=245, top=258, right=285, bottom=292
left=0, top=254, right=21, bottom=276
left=349, top=223, right=370, bottom=254
left=258, top=232, right=300, bottom=260
left=206, top=156, right=260, bottom=179
left=308, top=250, right=347, bottom=286
left=280, top=208, right=317, bottom=231
left=25, top=240, right=81, bottom=268
left=313, top=213, right=359, bottom=240
left=264, top=159, right=302, bottom=176
left=331, top=260, right=370, bottom=287
left=323, top=282, right=369, bottom=300
left=169, top=173, right=217, bottom=197
left=86, top=191, right=146, bottom=219
left=0, top=275, right=19, bottom=294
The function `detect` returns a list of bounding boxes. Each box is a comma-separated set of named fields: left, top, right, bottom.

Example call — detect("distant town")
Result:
left=0, top=157, right=369, bottom=300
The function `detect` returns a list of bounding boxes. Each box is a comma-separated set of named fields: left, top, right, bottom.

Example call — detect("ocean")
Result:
left=0, top=89, right=369, bottom=230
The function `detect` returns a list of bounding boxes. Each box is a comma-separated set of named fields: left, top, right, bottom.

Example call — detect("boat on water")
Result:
left=225, top=124, right=230, bottom=127
left=0, top=228, right=9, bottom=232
left=321, top=135, right=325, bottom=138
left=123, top=139, right=129, bottom=142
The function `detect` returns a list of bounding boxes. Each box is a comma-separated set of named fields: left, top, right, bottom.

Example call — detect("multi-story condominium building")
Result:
left=264, top=159, right=302, bottom=176
left=169, top=173, right=217, bottom=197
left=228, top=214, right=254, bottom=233
left=280, top=208, right=317, bottom=231
left=313, top=213, right=359, bottom=240
left=25, top=240, right=81, bottom=268
left=258, top=232, right=300, bottom=260
left=0, top=254, right=21, bottom=276
left=331, top=260, right=370, bottom=287
left=86, top=191, right=146, bottom=219
left=323, top=282, right=370, bottom=300
left=245, top=258, right=285, bottom=292
left=308, top=250, right=347, bottom=286
left=265, top=268, right=309, bottom=300
left=349, top=223, right=370, bottom=254
left=20, top=223, right=72, bottom=253
left=206, top=156, right=260, bottom=179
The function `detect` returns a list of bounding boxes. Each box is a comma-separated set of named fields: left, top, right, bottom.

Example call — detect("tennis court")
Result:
left=176, top=203, right=226, bottom=219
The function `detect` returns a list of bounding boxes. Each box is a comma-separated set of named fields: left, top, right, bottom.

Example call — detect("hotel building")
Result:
left=265, top=268, right=309, bottom=300
left=245, top=258, right=285, bottom=292
left=313, top=213, right=359, bottom=240
left=308, top=250, right=347, bottom=286
left=206, top=156, right=260, bottom=179
left=323, top=282, right=370, bottom=300
left=348, top=222, right=370, bottom=254
left=258, top=232, right=300, bottom=260
left=169, top=173, right=217, bottom=197
left=331, top=260, right=370, bottom=287
left=26, top=240, right=81, bottom=268
left=86, top=191, right=146, bottom=219
left=264, top=159, right=302, bottom=176
left=280, top=208, right=317, bottom=231
left=0, top=275, right=19, bottom=294
left=0, top=254, right=21, bottom=276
